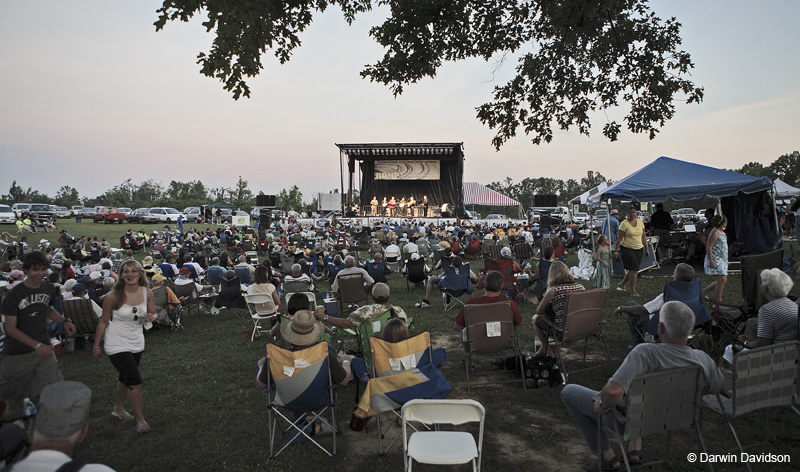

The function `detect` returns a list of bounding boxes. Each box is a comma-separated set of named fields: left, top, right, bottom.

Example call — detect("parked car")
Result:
left=11, top=203, right=31, bottom=218
left=573, top=212, right=589, bottom=225
left=127, top=208, right=158, bottom=224
left=486, top=214, right=506, bottom=220
left=219, top=208, right=234, bottom=223
left=0, top=205, right=15, bottom=224
left=677, top=208, right=697, bottom=222
left=148, top=207, right=185, bottom=223
left=465, top=210, right=481, bottom=219
left=94, top=206, right=126, bottom=224
left=52, top=206, right=71, bottom=218
left=80, top=207, right=98, bottom=218
left=70, top=206, right=84, bottom=216
left=184, top=207, right=202, bottom=222
left=695, top=210, right=707, bottom=222
left=28, top=203, right=57, bottom=219
left=117, top=207, right=133, bottom=217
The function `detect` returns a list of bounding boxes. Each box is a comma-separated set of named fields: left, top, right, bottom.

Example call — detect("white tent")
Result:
left=773, top=179, right=800, bottom=199
left=568, top=182, right=609, bottom=205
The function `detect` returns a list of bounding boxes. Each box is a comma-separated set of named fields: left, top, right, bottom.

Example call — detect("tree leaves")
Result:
left=154, top=0, right=702, bottom=147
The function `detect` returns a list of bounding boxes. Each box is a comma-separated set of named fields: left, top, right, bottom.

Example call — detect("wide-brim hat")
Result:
left=280, top=310, right=323, bottom=346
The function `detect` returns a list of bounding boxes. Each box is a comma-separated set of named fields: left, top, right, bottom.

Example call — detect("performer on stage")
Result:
left=408, top=196, right=416, bottom=217
left=399, top=197, right=407, bottom=217
left=370, top=196, right=378, bottom=216
left=382, top=197, right=389, bottom=216
left=421, top=195, right=429, bottom=217
left=389, top=196, right=397, bottom=217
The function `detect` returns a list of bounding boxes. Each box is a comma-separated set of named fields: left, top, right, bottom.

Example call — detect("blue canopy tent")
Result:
left=588, top=156, right=780, bottom=255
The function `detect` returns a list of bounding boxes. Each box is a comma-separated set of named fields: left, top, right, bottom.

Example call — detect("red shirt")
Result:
left=454, top=295, right=523, bottom=329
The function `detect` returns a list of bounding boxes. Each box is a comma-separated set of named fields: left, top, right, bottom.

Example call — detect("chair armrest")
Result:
left=538, top=316, right=564, bottom=334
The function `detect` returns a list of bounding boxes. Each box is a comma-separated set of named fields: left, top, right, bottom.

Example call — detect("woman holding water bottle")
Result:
left=93, top=259, right=156, bottom=433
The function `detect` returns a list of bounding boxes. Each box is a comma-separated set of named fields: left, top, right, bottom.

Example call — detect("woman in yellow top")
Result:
left=614, top=207, right=649, bottom=297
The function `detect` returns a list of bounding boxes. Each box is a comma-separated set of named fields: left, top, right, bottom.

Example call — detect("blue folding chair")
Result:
left=265, top=342, right=338, bottom=457
left=207, top=267, right=224, bottom=287
left=235, top=267, right=252, bottom=285
left=647, top=279, right=713, bottom=341
left=159, top=263, right=176, bottom=281
left=366, top=260, right=389, bottom=284
left=438, top=263, right=473, bottom=311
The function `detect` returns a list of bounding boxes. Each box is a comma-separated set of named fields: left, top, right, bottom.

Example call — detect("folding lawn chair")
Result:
left=245, top=292, right=279, bottom=342
left=644, top=279, right=713, bottom=345
left=438, top=263, right=473, bottom=311
left=61, top=298, right=99, bottom=351
left=264, top=342, right=338, bottom=457
left=354, top=332, right=452, bottom=455
left=462, top=301, right=525, bottom=392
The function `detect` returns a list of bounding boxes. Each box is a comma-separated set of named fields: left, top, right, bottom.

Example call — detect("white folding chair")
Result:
left=244, top=293, right=277, bottom=342
left=402, top=399, right=485, bottom=472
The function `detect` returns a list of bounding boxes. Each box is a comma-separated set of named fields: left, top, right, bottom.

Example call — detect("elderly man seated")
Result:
left=330, top=255, right=374, bottom=293
left=613, top=263, right=698, bottom=347
left=314, top=282, right=407, bottom=330
left=561, top=301, right=723, bottom=471
left=68, top=283, right=103, bottom=319
left=283, top=263, right=315, bottom=291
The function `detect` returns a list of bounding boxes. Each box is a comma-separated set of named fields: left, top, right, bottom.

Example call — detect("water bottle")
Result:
left=23, top=397, right=36, bottom=418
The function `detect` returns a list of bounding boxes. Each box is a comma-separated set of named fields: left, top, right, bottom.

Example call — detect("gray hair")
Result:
left=291, top=263, right=302, bottom=276
left=760, top=268, right=793, bottom=298
left=673, top=263, right=695, bottom=282
left=373, top=253, right=383, bottom=261
left=344, top=255, right=356, bottom=268
left=660, top=301, right=695, bottom=339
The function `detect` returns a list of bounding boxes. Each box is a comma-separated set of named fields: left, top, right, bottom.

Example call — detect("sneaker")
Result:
left=414, top=300, right=431, bottom=308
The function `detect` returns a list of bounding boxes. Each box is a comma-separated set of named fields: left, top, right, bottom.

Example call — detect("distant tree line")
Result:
left=3, top=151, right=796, bottom=214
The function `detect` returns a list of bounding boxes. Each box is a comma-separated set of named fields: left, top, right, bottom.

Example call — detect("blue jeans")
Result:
left=561, top=384, right=624, bottom=454
left=625, top=301, right=648, bottom=346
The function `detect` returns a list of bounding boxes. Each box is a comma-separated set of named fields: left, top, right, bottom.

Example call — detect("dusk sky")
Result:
left=1, top=0, right=798, bottom=203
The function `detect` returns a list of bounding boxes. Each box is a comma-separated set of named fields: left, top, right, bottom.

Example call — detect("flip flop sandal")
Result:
left=626, top=450, right=643, bottom=466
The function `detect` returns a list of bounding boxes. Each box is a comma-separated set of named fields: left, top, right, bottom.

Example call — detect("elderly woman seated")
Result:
left=723, top=268, right=799, bottom=364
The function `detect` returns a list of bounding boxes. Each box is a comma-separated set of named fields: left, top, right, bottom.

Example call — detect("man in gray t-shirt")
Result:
left=561, top=301, right=723, bottom=470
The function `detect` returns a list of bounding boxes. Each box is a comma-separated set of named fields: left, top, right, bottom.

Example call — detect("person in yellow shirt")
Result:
left=614, top=206, right=648, bottom=297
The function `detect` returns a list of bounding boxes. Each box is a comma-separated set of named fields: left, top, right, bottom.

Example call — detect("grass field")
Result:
left=3, top=220, right=799, bottom=471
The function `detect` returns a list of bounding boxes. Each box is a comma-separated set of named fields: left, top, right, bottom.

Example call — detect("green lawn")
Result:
left=4, top=220, right=799, bottom=471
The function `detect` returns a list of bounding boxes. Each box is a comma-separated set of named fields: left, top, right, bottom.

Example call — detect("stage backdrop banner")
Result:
left=374, top=160, right=440, bottom=180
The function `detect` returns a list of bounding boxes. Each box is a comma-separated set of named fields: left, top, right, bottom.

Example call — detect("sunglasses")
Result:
left=131, top=306, right=142, bottom=321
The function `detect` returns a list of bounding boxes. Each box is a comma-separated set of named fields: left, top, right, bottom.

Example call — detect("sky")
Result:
left=1, top=0, right=798, bottom=203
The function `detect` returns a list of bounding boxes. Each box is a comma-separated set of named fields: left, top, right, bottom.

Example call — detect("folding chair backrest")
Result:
left=266, top=342, right=333, bottom=410
left=61, top=298, right=98, bottom=335
left=284, top=292, right=317, bottom=311
left=235, top=267, right=251, bottom=285
left=357, top=310, right=392, bottom=368
left=440, top=263, right=472, bottom=293
left=512, top=242, right=533, bottom=261
left=152, top=286, right=169, bottom=310
left=740, top=249, right=783, bottom=313
left=662, top=279, right=711, bottom=326
left=463, top=301, right=517, bottom=354
left=402, top=398, right=484, bottom=426
left=406, top=258, right=427, bottom=282
left=173, top=282, right=197, bottom=301
left=159, top=263, right=176, bottom=280
left=219, top=276, right=241, bottom=294
left=337, top=274, right=366, bottom=304
left=207, top=267, right=224, bottom=286
left=185, top=264, right=199, bottom=281
left=284, top=280, right=311, bottom=297
left=560, top=289, right=606, bottom=344
left=370, top=331, right=432, bottom=377
left=624, top=366, right=702, bottom=441
left=729, top=341, right=800, bottom=417
left=366, top=261, right=388, bottom=283
left=246, top=292, right=277, bottom=315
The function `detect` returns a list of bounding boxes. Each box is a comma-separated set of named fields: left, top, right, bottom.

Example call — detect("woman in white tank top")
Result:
left=93, top=259, right=156, bottom=433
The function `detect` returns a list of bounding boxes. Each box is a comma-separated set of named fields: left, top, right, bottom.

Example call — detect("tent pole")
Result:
left=771, top=187, right=781, bottom=246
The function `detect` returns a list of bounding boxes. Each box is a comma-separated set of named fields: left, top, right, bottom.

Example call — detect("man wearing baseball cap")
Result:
left=314, top=282, right=407, bottom=330
left=12, top=381, right=116, bottom=471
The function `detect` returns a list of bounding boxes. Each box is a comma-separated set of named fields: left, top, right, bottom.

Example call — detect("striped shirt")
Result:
left=756, top=297, right=799, bottom=343
left=551, top=282, right=586, bottom=328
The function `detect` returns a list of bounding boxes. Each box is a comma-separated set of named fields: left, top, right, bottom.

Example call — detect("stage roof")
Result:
left=336, top=142, right=463, bottom=159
